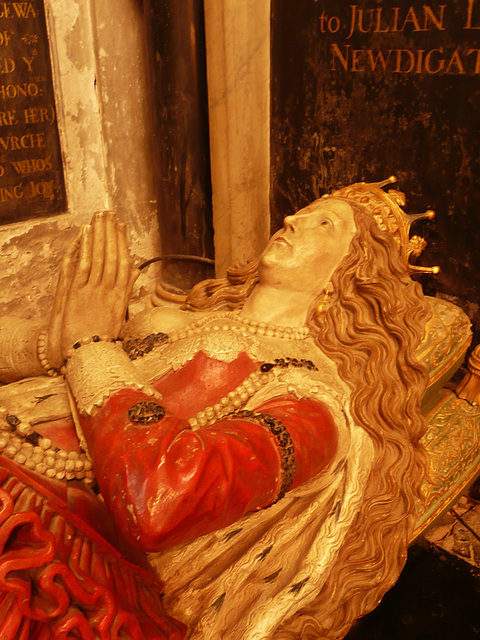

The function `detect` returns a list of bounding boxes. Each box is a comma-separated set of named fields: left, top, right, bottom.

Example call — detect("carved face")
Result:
left=259, top=197, right=356, bottom=297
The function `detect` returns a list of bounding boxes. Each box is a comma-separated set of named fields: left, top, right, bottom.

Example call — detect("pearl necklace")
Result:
left=189, top=368, right=274, bottom=428
left=0, top=408, right=94, bottom=484
left=168, top=312, right=311, bottom=343
left=188, top=358, right=318, bottom=429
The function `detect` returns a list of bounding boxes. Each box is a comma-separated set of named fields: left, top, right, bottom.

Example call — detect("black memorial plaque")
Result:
left=0, top=0, right=66, bottom=224
left=271, top=0, right=480, bottom=317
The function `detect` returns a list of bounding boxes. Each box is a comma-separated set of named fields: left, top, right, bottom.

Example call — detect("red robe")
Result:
left=0, top=351, right=337, bottom=638
left=80, top=352, right=338, bottom=551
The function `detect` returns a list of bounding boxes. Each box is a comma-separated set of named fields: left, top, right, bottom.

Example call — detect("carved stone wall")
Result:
left=0, top=0, right=161, bottom=321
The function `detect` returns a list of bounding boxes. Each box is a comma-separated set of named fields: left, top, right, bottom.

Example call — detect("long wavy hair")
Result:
left=183, top=199, right=430, bottom=639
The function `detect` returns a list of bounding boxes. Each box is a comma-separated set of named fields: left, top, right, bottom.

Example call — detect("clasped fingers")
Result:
left=73, top=212, right=135, bottom=290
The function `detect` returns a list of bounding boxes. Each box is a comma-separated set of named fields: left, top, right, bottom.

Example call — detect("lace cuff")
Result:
left=64, top=341, right=162, bottom=416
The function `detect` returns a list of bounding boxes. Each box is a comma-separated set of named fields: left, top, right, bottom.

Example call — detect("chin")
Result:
left=259, top=244, right=286, bottom=267
left=258, top=254, right=281, bottom=278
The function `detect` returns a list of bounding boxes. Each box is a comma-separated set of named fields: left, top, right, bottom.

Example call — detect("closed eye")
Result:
left=320, top=219, right=333, bottom=228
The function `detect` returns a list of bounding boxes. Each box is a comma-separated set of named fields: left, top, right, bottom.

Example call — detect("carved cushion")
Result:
left=415, top=390, right=480, bottom=537
left=414, top=297, right=479, bottom=537
left=419, top=296, right=472, bottom=413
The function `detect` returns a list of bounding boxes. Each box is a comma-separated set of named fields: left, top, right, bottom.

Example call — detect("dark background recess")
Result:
left=271, top=0, right=480, bottom=348
left=143, top=0, right=214, bottom=289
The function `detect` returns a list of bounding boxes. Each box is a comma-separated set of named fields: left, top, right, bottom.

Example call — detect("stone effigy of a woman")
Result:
left=0, top=178, right=432, bottom=639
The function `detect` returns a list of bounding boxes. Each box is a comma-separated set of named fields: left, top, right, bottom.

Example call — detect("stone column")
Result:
left=204, top=0, right=271, bottom=276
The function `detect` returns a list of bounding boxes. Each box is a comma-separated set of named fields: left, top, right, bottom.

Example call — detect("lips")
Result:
left=274, top=236, right=291, bottom=246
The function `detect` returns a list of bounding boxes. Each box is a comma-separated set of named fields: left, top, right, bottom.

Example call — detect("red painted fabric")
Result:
left=80, top=353, right=338, bottom=552
left=0, top=463, right=187, bottom=640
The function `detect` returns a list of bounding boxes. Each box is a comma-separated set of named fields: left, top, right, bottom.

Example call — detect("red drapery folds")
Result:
left=0, top=465, right=187, bottom=640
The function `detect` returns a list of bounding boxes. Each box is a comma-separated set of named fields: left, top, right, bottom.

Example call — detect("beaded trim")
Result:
left=63, top=335, right=124, bottom=367
left=37, top=330, right=59, bottom=377
left=0, top=410, right=94, bottom=484
left=128, top=401, right=165, bottom=425
left=232, top=410, right=296, bottom=505
left=260, top=358, right=318, bottom=372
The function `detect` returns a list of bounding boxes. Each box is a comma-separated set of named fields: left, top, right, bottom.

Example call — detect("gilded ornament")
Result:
left=325, top=176, right=439, bottom=274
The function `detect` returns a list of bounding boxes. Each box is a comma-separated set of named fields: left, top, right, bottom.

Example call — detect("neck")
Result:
left=239, top=284, right=314, bottom=327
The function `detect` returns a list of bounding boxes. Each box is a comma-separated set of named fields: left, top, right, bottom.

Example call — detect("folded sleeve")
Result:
left=80, top=388, right=338, bottom=552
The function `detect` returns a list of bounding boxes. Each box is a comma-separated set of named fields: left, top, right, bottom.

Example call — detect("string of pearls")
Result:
left=168, top=312, right=310, bottom=344
left=37, top=330, right=59, bottom=377
left=188, top=368, right=275, bottom=428
left=0, top=408, right=94, bottom=484
left=187, top=358, right=318, bottom=429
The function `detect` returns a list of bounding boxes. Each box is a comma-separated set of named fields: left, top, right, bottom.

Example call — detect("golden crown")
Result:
left=323, top=176, right=439, bottom=275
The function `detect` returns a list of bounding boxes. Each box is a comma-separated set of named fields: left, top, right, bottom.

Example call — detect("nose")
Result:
left=284, top=212, right=312, bottom=232
left=283, top=215, right=295, bottom=232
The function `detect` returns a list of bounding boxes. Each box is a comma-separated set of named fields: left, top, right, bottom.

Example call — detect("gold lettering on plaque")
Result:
left=347, top=5, right=446, bottom=39
left=0, top=0, right=66, bottom=222
left=331, top=44, right=479, bottom=75
left=325, top=3, right=479, bottom=76
left=464, top=0, right=480, bottom=29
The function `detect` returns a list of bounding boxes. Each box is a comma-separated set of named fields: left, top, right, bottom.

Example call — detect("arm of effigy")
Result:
left=64, top=341, right=338, bottom=554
